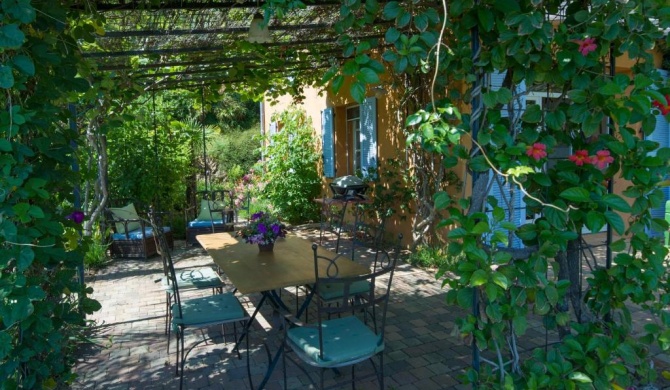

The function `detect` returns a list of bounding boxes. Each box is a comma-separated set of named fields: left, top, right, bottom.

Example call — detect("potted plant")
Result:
left=238, top=211, right=286, bottom=251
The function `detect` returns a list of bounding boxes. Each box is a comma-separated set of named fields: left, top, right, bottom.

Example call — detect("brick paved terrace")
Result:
left=71, top=231, right=670, bottom=389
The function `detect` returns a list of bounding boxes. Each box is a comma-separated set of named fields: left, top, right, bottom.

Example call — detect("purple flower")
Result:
left=251, top=212, right=264, bottom=221
left=66, top=211, right=85, bottom=224
left=271, top=224, right=281, bottom=236
left=257, top=223, right=267, bottom=234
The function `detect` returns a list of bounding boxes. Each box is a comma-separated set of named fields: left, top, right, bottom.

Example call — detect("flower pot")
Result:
left=258, top=243, right=274, bottom=252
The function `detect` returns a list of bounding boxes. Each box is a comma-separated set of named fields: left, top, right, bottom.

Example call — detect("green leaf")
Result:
left=616, top=343, right=639, bottom=365
left=382, top=1, right=401, bottom=19
left=414, top=13, right=428, bottom=31
left=357, top=67, right=380, bottom=84
left=545, top=285, right=558, bottom=305
left=492, top=272, right=509, bottom=289
left=11, top=54, right=34, bottom=76
left=477, top=8, right=494, bottom=32
left=599, top=194, right=631, bottom=212
left=545, top=110, right=566, bottom=130
left=471, top=221, right=490, bottom=234
left=433, top=191, right=451, bottom=210
left=513, top=315, right=527, bottom=335
left=559, top=187, right=591, bottom=202
left=350, top=81, right=366, bottom=103
left=18, top=246, right=34, bottom=271
left=0, top=66, right=14, bottom=89
left=456, top=287, right=474, bottom=308
left=331, top=75, right=344, bottom=94
left=0, top=139, right=11, bottom=152
left=447, top=227, right=468, bottom=239
left=598, top=82, right=623, bottom=96
left=470, top=269, right=488, bottom=286
left=569, top=372, right=592, bottom=383
left=385, top=27, right=401, bottom=44
left=585, top=210, right=606, bottom=233
left=0, top=24, right=25, bottom=49
left=3, top=0, right=36, bottom=23
left=521, top=104, right=542, bottom=123
left=604, top=210, right=625, bottom=235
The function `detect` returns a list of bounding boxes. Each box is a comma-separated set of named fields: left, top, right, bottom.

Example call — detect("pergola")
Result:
left=73, top=0, right=389, bottom=95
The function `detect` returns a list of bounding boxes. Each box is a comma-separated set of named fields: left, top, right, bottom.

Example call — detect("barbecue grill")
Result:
left=329, top=175, right=368, bottom=199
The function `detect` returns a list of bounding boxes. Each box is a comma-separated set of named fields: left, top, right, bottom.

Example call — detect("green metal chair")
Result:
left=149, top=213, right=250, bottom=390
left=665, top=200, right=670, bottom=247
left=282, top=235, right=401, bottom=389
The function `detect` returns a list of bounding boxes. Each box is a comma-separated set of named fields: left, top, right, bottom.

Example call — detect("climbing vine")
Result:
left=0, top=1, right=101, bottom=388
left=273, top=0, right=670, bottom=387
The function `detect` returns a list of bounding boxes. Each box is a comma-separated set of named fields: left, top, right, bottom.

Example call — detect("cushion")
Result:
left=171, top=292, right=245, bottom=328
left=187, top=219, right=231, bottom=228
left=196, top=199, right=227, bottom=221
left=287, top=316, right=384, bottom=367
left=111, top=226, right=170, bottom=241
left=317, top=280, right=371, bottom=301
left=109, top=203, right=141, bottom=233
left=162, top=267, right=223, bottom=291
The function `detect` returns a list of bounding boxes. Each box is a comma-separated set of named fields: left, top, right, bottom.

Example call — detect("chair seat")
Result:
left=287, top=316, right=383, bottom=368
left=161, top=267, right=223, bottom=291
left=316, top=280, right=370, bottom=301
left=112, top=226, right=171, bottom=241
left=171, top=292, right=246, bottom=328
left=187, top=219, right=231, bottom=228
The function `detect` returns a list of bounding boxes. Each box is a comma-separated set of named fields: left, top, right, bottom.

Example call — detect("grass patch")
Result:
left=407, top=244, right=460, bottom=269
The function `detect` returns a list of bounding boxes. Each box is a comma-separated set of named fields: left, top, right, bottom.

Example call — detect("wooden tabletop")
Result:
left=195, top=233, right=370, bottom=295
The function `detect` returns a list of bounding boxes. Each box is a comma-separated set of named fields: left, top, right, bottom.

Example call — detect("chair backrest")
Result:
left=194, top=190, right=235, bottom=222
left=148, top=211, right=184, bottom=317
left=310, top=234, right=402, bottom=360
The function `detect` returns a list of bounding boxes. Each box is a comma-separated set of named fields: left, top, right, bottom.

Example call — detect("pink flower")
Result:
left=575, top=37, right=597, bottom=56
left=591, top=150, right=614, bottom=169
left=568, top=150, right=591, bottom=166
left=652, top=95, right=670, bottom=115
left=66, top=211, right=85, bottom=224
left=526, top=143, right=547, bottom=161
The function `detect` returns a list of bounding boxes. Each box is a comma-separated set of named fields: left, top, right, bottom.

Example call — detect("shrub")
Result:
left=260, top=108, right=321, bottom=224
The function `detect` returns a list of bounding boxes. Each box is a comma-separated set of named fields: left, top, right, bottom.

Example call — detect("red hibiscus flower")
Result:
left=591, top=150, right=614, bottom=169
left=526, top=143, right=547, bottom=161
left=652, top=95, right=670, bottom=115
left=574, top=37, right=597, bottom=56
left=568, top=150, right=591, bottom=166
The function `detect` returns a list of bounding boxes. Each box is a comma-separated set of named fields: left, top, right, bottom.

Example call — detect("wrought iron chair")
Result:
left=282, top=235, right=401, bottom=389
left=148, top=211, right=228, bottom=335
left=185, top=190, right=235, bottom=245
left=149, top=213, right=250, bottom=390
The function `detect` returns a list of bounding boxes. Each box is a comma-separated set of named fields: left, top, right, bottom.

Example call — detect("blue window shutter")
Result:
left=650, top=69, right=670, bottom=237
left=486, top=174, right=523, bottom=248
left=360, top=97, right=377, bottom=176
left=321, top=108, right=335, bottom=178
left=488, top=71, right=526, bottom=246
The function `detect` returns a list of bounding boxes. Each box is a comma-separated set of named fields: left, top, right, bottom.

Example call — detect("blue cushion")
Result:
left=112, top=226, right=171, bottom=241
left=317, top=280, right=371, bottom=301
left=171, top=292, right=245, bottom=328
left=287, top=316, right=383, bottom=367
left=187, top=219, right=230, bottom=228
left=162, top=267, right=223, bottom=290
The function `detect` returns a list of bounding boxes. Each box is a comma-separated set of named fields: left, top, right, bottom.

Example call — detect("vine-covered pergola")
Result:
left=73, top=0, right=389, bottom=97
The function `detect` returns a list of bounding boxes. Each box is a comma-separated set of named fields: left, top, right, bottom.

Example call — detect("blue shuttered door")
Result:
left=321, top=108, right=335, bottom=178
left=487, top=71, right=525, bottom=248
left=360, top=97, right=377, bottom=177
left=650, top=69, right=670, bottom=238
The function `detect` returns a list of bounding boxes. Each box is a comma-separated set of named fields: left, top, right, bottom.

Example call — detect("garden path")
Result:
left=71, top=231, right=670, bottom=389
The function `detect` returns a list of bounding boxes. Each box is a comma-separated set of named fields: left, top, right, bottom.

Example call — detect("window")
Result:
left=321, top=97, right=376, bottom=179
left=346, top=105, right=361, bottom=175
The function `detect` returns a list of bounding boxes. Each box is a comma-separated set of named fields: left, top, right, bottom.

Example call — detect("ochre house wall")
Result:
left=262, top=47, right=665, bottom=245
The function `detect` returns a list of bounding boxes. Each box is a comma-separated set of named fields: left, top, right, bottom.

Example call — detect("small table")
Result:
left=196, top=232, right=370, bottom=389
left=314, top=196, right=373, bottom=258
